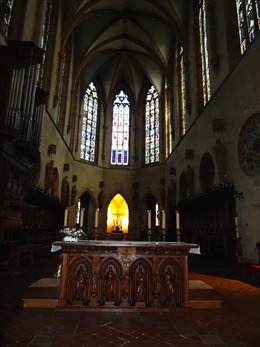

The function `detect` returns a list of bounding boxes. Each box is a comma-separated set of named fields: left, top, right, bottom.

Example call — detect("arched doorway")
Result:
left=107, top=194, right=129, bottom=236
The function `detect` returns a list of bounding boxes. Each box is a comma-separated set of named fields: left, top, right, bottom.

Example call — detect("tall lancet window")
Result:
left=38, top=0, right=53, bottom=87
left=80, top=82, right=98, bottom=162
left=111, top=90, right=130, bottom=165
left=236, top=0, right=259, bottom=54
left=178, top=45, right=186, bottom=135
left=1, top=0, right=13, bottom=37
left=199, top=0, right=211, bottom=106
left=145, top=85, right=159, bottom=164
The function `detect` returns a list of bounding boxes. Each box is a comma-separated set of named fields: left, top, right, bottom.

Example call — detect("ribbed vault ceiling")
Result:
left=62, top=0, right=189, bottom=100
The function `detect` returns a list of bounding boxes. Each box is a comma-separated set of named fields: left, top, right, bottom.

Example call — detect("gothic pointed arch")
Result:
left=110, top=89, right=130, bottom=166
left=145, top=85, right=160, bottom=164
left=107, top=193, right=129, bottom=234
left=80, top=81, right=99, bottom=162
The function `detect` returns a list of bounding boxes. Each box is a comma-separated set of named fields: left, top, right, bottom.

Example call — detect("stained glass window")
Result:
left=38, top=0, right=53, bottom=87
left=80, top=82, right=98, bottom=162
left=1, top=0, right=13, bottom=37
left=111, top=90, right=130, bottom=165
left=199, top=0, right=211, bottom=106
left=145, top=85, right=159, bottom=164
left=179, top=45, right=186, bottom=135
left=236, top=0, right=259, bottom=54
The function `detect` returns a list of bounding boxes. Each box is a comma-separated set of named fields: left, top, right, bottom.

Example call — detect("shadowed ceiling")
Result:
left=62, top=0, right=189, bottom=100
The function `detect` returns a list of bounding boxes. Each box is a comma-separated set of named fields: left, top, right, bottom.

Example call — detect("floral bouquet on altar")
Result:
left=59, top=226, right=88, bottom=241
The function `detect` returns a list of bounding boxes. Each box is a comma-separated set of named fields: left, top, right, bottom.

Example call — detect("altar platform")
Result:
left=22, top=240, right=224, bottom=311
left=22, top=276, right=224, bottom=309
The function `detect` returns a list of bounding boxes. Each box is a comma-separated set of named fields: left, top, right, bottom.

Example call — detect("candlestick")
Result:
left=176, top=228, right=181, bottom=242
left=63, top=208, right=68, bottom=226
left=161, top=228, right=166, bottom=242
left=95, top=209, right=99, bottom=228
left=94, top=227, right=98, bottom=240
left=147, top=228, right=152, bottom=242
left=161, top=209, right=166, bottom=229
left=176, top=210, right=180, bottom=229
left=147, top=210, right=151, bottom=229
left=80, top=208, right=85, bottom=227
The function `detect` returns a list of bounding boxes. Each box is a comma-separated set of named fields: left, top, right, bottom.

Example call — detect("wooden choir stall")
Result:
left=53, top=240, right=200, bottom=311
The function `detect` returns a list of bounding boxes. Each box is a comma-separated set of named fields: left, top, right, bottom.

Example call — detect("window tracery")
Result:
left=145, top=85, right=159, bottom=164
left=38, top=0, right=53, bottom=87
left=178, top=45, right=186, bottom=136
left=80, top=82, right=98, bottom=162
left=199, top=0, right=211, bottom=106
left=236, top=0, right=260, bottom=54
left=0, top=0, right=13, bottom=37
left=111, top=90, right=130, bottom=165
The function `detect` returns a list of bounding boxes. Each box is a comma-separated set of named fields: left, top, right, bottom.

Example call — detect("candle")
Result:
left=80, top=208, right=85, bottom=227
left=147, top=210, right=151, bottom=229
left=63, top=208, right=68, bottom=226
left=162, top=209, right=166, bottom=229
left=235, top=216, right=238, bottom=227
left=176, top=210, right=180, bottom=229
left=95, top=209, right=99, bottom=228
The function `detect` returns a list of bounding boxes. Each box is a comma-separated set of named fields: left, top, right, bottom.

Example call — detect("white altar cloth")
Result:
left=51, top=241, right=201, bottom=254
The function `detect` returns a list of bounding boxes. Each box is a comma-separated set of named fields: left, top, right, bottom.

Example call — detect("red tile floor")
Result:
left=0, top=252, right=259, bottom=347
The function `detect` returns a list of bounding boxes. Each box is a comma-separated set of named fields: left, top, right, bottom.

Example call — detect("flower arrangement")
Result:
left=59, top=226, right=88, bottom=241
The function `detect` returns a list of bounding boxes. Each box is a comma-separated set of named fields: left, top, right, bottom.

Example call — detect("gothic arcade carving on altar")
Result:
left=62, top=256, right=183, bottom=308
left=56, top=241, right=191, bottom=310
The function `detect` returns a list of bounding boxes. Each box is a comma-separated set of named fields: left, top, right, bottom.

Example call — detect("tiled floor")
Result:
left=0, top=253, right=259, bottom=347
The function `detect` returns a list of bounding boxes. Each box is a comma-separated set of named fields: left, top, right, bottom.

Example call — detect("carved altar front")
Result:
left=54, top=241, right=199, bottom=311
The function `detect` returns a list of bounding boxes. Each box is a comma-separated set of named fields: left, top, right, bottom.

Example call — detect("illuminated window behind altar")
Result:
left=107, top=194, right=129, bottom=234
left=111, top=90, right=130, bottom=165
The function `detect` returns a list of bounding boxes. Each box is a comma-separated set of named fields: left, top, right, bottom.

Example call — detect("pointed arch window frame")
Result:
left=236, top=0, right=260, bottom=54
left=1, top=0, right=13, bottom=37
left=110, top=90, right=130, bottom=166
left=198, top=0, right=211, bottom=106
left=38, top=0, right=53, bottom=87
left=177, top=44, right=186, bottom=136
left=145, top=85, right=160, bottom=164
left=80, top=81, right=98, bottom=163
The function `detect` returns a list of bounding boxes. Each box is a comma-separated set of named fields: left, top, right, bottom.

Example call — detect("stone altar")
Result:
left=54, top=240, right=199, bottom=311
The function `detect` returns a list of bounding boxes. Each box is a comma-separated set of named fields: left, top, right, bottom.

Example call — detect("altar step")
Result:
left=22, top=278, right=59, bottom=308
left=189, top=279, right=224, bottom=309
left=22, top=278, right=223, bottom=309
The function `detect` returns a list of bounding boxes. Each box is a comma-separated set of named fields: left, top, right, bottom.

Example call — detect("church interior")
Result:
left=0, top=1, right=260, bottom=346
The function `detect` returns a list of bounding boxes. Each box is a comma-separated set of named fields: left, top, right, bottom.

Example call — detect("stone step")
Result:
left=22, top=278, right=223, bottom=309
